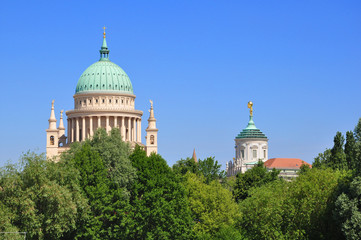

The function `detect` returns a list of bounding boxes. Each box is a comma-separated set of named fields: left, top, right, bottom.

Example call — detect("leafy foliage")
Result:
left=198, top=157, right=226, bottom=183
left=233, top=161, right=280, bottom=202
left=173, top=156, right=226, bottom=183
left=238, top=168, right=348, bottom=240
left=334, top=176, right=361, bottom=240
left=313, top=148, right=331, bottom=168
left=0, top=152, right=89, bottom=240
left=89, top=128, right=136, bottom=193
left=330, top=132, right=347, bottom=170
left=184, top=173, right=240, bottom=236
left=66, top=142, right=128, bottom=239
left=172, top=157, right=199, bottom=175
left=125, top=146, right=194, bottom=239
left=345, top=131, right=357, bottom=170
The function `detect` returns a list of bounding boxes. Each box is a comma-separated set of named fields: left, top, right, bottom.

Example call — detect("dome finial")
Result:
left=103, top=26, right=106, bottom=38
left=247, top=101, right=253, bottom=117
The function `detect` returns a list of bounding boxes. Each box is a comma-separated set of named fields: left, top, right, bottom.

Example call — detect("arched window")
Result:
left=150, top=135, right=154, bottom=144
left=50, top=136, right=55, bottom=145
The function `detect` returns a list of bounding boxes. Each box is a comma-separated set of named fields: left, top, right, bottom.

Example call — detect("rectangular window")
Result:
left=253, top=150, right=257, bottom=159
left=241, top=150, right=244, bottom=159
left=264, top=150, right=266, bottom=159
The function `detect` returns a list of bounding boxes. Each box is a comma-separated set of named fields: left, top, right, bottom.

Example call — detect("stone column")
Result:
left=89, top=116, right=93, bottom=137
left=137, top=118, right=141, bottom=142
left=82, top=117, right=85, bottom=141
left=127, top=117, right=131, bottom=141
left=114, top=116, right=118, bottom=128
left=71, top=118, right=75, bottom=143
left=75, top=118, right=79, bottom=142
left=106, top=116, right=110, bottom=133
left=121, top=117, right=125, bottom=141
left=67, top=118, right=70, bottom=144
left=132, top=118, right=136, bottom=141
left=97, top=116, right=101, bottom=129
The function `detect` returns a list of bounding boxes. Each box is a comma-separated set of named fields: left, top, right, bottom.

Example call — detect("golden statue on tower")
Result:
left=247, top=101, right=253, bottom=116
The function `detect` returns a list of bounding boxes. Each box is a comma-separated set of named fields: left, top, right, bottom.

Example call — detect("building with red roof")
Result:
left=264, top=158, right=312, bottom=180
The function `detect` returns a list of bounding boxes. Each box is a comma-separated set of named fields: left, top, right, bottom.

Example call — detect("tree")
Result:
left=172, top=157, right=199, bottom=176
left=198, top=157, right=226, bottom=184
left=233, top=161, right=280, bottom=202
left=87, top=128, right=136, bottom=195
left=238, top=180, right=288, bottom=239
left=354, top=118, right=361, bottom=142
left=345, top=131, right=357, bottom=170
left=334, top=176, right=361, bottom=240
left=330, top=132, right=347, bottom=170
left=0, top=152, right=89, bottom=240
left=173, top=156, right=226, bottom=184
left=183, top=173, right=240, bottom=237
left=313, top=149, right=331, bottom=168
left=238, top=168, right=348, bottom=240
left=125, top=146, right=194, bottom=239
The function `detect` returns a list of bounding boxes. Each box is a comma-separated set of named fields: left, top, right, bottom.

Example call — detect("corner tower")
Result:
left=46, top=100, right=59, bottom=159
left=145, top=100, right=158, bottom=156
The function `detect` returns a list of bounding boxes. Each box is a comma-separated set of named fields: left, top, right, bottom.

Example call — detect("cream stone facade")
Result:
left=226, top=102, right=268, bottom=176
left=46, top=30, right=158, bottom=159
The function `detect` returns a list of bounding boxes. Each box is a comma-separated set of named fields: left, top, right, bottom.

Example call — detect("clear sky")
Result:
left=1, top=1, right=361, bottom=168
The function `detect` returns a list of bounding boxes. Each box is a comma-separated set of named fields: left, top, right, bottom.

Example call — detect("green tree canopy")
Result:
left=0, top=152, right=89, bottom=240
left=334, top=176, right=361, bottom=240
left=330, top=132, right=347, bottom=170
left=233, top=161, right=280, bottom=202
left=173, top=156, right=225, bottom=184
left=345, top=131, right=357, bottom=170
left=125, top=146, right=194, bottom=239
left=238, top=168, right=348, bottom=240
left=89, top=128, right=136, bottom=192
left=313, top=148, right=331, bottom=168
left=66, top=142, right=128, bottom=239
left=183, top=172, right=240, bottom=237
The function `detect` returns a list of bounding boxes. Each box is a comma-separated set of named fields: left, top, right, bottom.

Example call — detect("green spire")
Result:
left=235, top=103, right=267, bottom=139
left=245, top=116, right=258, bottom=130
left=99, top=26, right=109, bottom=61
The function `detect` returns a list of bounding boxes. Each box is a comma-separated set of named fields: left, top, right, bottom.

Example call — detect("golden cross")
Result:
left=103, top=26, right=106, bottom=38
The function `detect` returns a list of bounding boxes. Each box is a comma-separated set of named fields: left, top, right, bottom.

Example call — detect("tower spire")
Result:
left=192, top=149, right=198, bottom=163
left=58, top=110, right=65, bottom=130
left=246, top=101, right=257, bottom=129
left=99, top=26, right=109, bottom=61
left=146, top=100, right=158, bottom=156
left=48, top=100, right=57, bottom=130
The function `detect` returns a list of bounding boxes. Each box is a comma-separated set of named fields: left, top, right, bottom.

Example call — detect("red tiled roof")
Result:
left=264, top=158, right=312, bottom=170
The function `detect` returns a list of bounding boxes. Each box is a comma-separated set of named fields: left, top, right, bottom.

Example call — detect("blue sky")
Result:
left=1, top=1, right=361, bottom=168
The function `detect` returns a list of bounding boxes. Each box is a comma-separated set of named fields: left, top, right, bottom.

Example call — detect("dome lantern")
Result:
left=99, top=26, right=110, bottom=61
left=75, top=28, right=134, bottom=95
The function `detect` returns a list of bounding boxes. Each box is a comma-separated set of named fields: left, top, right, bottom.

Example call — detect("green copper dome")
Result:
left=236, top=116, right=267, bottom=139
left=75, top=36, right=134, bottom=95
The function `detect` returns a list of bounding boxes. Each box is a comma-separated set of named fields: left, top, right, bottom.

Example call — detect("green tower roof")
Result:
left=236, top=116, right=267, bottom=139
left=75, top=31, right=134, bottom=95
